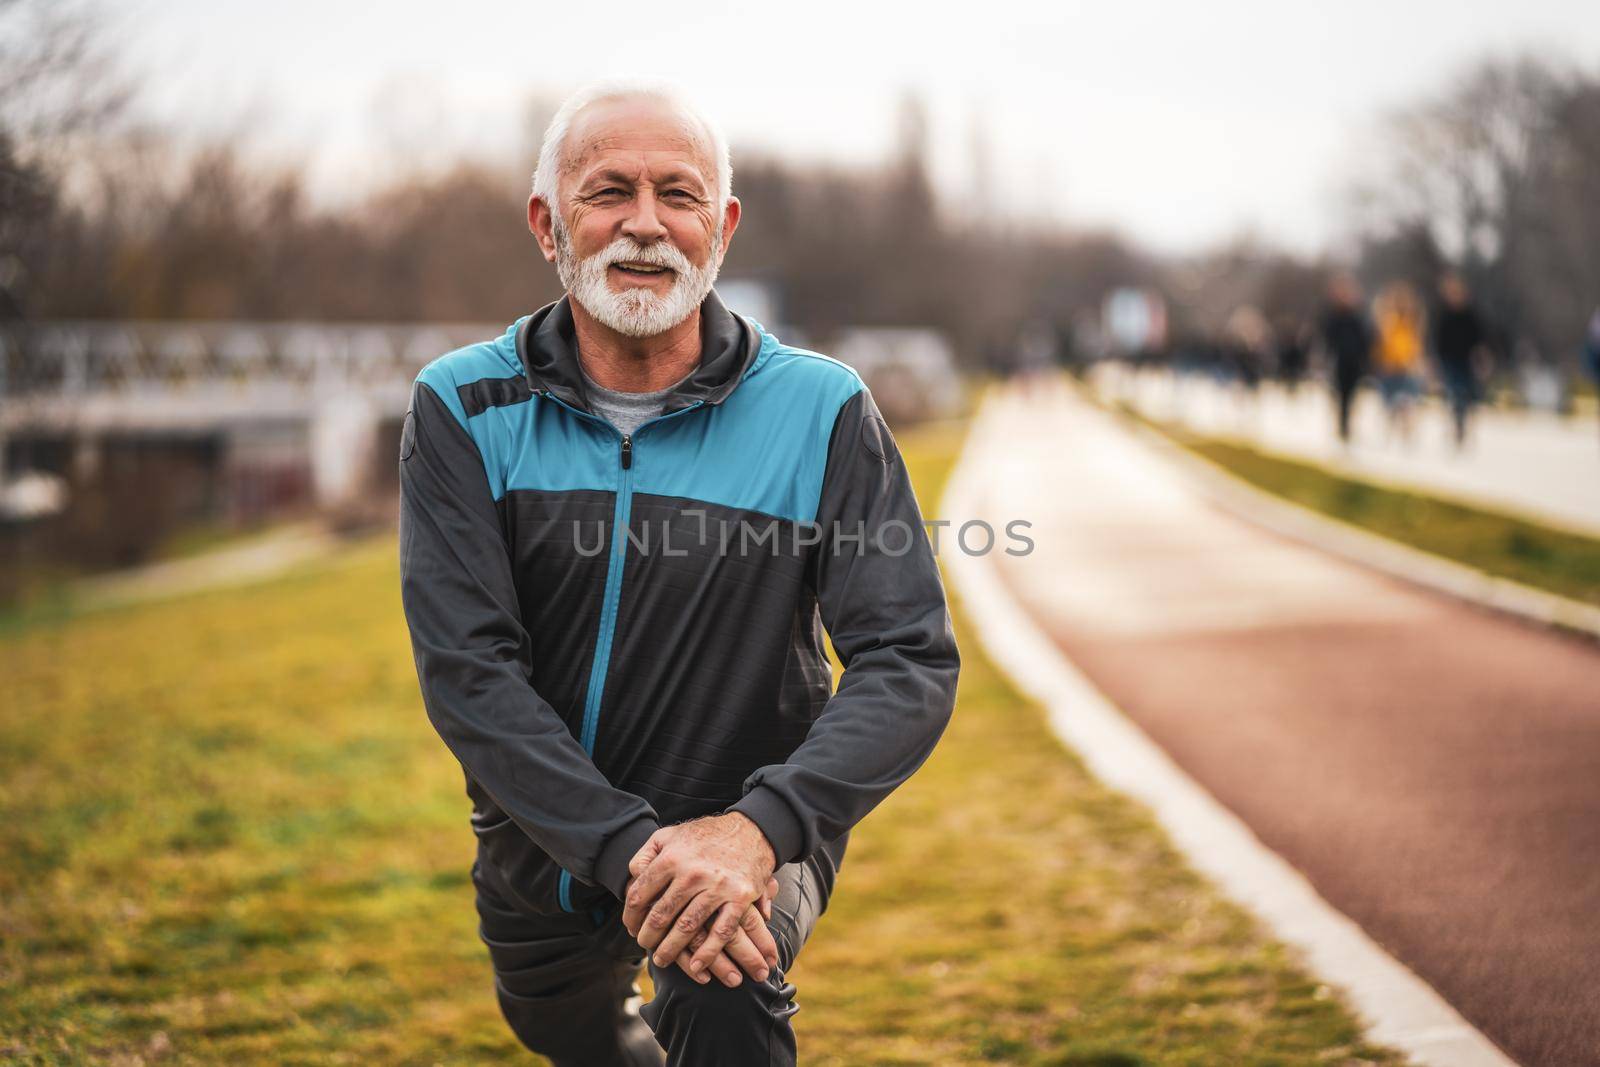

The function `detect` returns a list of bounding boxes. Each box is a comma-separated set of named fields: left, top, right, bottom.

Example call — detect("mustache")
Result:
left=582, top=237, right=694, bottom=274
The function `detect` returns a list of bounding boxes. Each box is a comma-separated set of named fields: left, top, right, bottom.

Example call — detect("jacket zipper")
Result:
left=536, top=389, right=704, bottom=913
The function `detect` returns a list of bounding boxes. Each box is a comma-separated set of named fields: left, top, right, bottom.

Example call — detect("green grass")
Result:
left=0, top=423, right=1399, bottom=1065
left=1148, top=424, right=1600, bottom=609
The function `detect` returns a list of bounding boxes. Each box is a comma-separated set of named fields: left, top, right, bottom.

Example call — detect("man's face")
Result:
left=531, top=97, right=741, bottom=337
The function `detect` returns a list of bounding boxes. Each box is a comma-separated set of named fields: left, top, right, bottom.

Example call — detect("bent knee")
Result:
left=644, top=962, right=799, bottom=1033
left=642, top=966, right=801, bottom=1065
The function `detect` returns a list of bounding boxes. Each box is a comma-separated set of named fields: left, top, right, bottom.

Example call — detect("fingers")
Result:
left=674, top=943, right=741, bottom=987
left=715, top=921, right=771, bottom=985
left=676, top=924, right=715, bottom=984
left=622, top=849, right=678, bottom=940
left=620, top=838, right=662, bottom=910
left=648, top=887, right=717, bottom=966
left=628, top=862, right=699, bottom=948
left=679, top=900, right=745, bottom=976
left=674, top=925, right=735, bottom=987
left=628, top=833, right=665, bottom=880
left=759, top=875, right=779, bottom=921
left=674, top=918, right=771, bottom=988
left=740, top=900, right=782, bottom=972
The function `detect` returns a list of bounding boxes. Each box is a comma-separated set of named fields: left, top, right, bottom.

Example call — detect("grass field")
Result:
left=1144, top=423, right=1600, bottom=609
left=0, top=422, right=1399, bottom=1065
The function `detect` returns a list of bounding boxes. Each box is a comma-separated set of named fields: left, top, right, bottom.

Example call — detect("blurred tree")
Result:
left=0, top=0, right=129, bottom=321
left=1355, top=53, right=1600, bottom=374
left=1513, top=80, right=1600, bottom=370
left=361, top=162, right=552, bottom=322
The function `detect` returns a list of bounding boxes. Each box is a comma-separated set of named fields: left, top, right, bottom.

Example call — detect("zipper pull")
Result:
left=620, top=434, right=633, bottom=469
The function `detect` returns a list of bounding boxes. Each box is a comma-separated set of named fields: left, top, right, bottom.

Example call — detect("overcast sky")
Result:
left=116, top=0, right=1599, bottom=255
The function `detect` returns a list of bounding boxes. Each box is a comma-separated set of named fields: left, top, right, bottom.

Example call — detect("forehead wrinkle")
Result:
left=572, top=154, right=711, bottom=194
left=574, top=137, right=709, bottom=174
left=585, top=130, right=703, bottom=154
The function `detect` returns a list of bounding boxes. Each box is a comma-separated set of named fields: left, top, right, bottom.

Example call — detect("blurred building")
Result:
left=828, top=327, right=965, bottom=425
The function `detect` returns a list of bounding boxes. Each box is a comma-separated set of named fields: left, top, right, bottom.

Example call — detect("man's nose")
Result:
left=619, top=189, right=669, bottom=243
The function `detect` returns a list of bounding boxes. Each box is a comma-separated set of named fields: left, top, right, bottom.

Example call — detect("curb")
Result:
left=1100, top=402, right=1600, bottom=645
left=940, top=390, right=1519, bottom=1067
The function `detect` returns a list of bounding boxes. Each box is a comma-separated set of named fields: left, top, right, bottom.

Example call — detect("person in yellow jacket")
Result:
left=1372, top=280, right=1425, bottom=443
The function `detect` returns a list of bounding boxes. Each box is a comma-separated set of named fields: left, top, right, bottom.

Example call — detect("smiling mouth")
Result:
left=610, top=261, right=674, bottom=279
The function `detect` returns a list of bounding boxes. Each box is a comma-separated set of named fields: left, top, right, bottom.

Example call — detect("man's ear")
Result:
left=528, top=194, right=559, bottom=263
left=716, top=195, right=741, bottom=265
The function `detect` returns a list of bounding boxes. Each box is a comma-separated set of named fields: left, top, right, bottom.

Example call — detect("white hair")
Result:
left=531, top=78, right=732, bottom=219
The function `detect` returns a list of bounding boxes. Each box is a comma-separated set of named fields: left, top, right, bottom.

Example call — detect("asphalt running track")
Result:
left=969, top=384, right=1600, bottom=1067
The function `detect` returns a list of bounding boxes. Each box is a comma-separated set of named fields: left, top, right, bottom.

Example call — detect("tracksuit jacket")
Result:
left=397, top=290, right=960, bottom=923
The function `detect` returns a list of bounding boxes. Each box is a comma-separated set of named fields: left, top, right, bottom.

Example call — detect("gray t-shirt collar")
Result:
left=578, top=360, right=699, bottom=437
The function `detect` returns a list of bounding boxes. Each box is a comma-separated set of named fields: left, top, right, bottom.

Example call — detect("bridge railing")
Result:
left=0, top=321, right=507, bottom=400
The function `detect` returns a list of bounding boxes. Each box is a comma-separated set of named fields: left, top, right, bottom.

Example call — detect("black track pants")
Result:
left=472, top=833, right=846, bottom=1066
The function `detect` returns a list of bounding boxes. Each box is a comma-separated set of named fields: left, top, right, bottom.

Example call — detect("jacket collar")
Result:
left=516, top=288, right=762, bottom=416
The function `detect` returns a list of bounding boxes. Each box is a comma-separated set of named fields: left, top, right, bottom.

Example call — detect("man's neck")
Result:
left=570, top=299, right=702, bottom=394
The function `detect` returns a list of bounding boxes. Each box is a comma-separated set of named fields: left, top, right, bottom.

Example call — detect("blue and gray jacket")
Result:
left=397, top=290, right=960, bottom=920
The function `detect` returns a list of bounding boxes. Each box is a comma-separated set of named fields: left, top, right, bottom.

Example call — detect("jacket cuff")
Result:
left=595, top=816, right=660, bottom=901
left=728, top=786, right=806, bottom=869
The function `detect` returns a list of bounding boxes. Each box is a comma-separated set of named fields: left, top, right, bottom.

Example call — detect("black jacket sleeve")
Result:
left=398, top=378, right=659, bottom=899
left=726, top=387, right=960, bottom=866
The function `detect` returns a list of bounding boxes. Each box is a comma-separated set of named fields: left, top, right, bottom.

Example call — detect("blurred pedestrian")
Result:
left=1013, top=319, right=1057, bottom=401
left=1274, top=314, right=1310, bottom=395
left=1430, top=272, right=1488, bottom=450
left=1584, top=307, right=1600, bottom=445
left=1319, top=273, right=1371, bottom=446
left=1223, top=304, right=1269, bottom=430
left=1373, top=280, right=1425, bottom=445
left=1224, top=305, right=1269, bottom=392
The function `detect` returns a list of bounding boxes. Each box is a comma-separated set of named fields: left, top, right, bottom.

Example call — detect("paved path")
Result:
left=70, top=520, right=340, bottom=611
left=966, top=382, right=1600, bottom=1067
left=1091, top=364, right=1600, bottom=537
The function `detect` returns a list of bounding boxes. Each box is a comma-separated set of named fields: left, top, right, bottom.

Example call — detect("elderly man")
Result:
left=397, top=80, right=959, bottom=1065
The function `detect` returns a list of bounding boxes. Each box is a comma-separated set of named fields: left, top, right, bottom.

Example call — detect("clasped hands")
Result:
left=621, top=811, right=780, bottom=989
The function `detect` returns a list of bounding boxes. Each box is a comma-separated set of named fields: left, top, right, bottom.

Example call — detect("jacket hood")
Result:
left=514, top=288, right=765, bottom=417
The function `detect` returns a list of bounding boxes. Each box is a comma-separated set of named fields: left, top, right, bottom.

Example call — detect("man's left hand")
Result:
left=622, top=812, right=777, bottom=970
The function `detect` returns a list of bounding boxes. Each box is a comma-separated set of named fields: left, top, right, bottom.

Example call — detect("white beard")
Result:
left=555, top=217, right=723, bottom=338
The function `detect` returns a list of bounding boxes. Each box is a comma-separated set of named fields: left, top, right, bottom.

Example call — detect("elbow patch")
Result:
left=400, top=408, right=417, bottom=462
left=860, top=409, right=896, bottom=463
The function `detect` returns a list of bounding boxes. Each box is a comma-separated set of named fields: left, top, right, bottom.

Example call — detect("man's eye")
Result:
left=664, top=190, right=696, bottom=201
